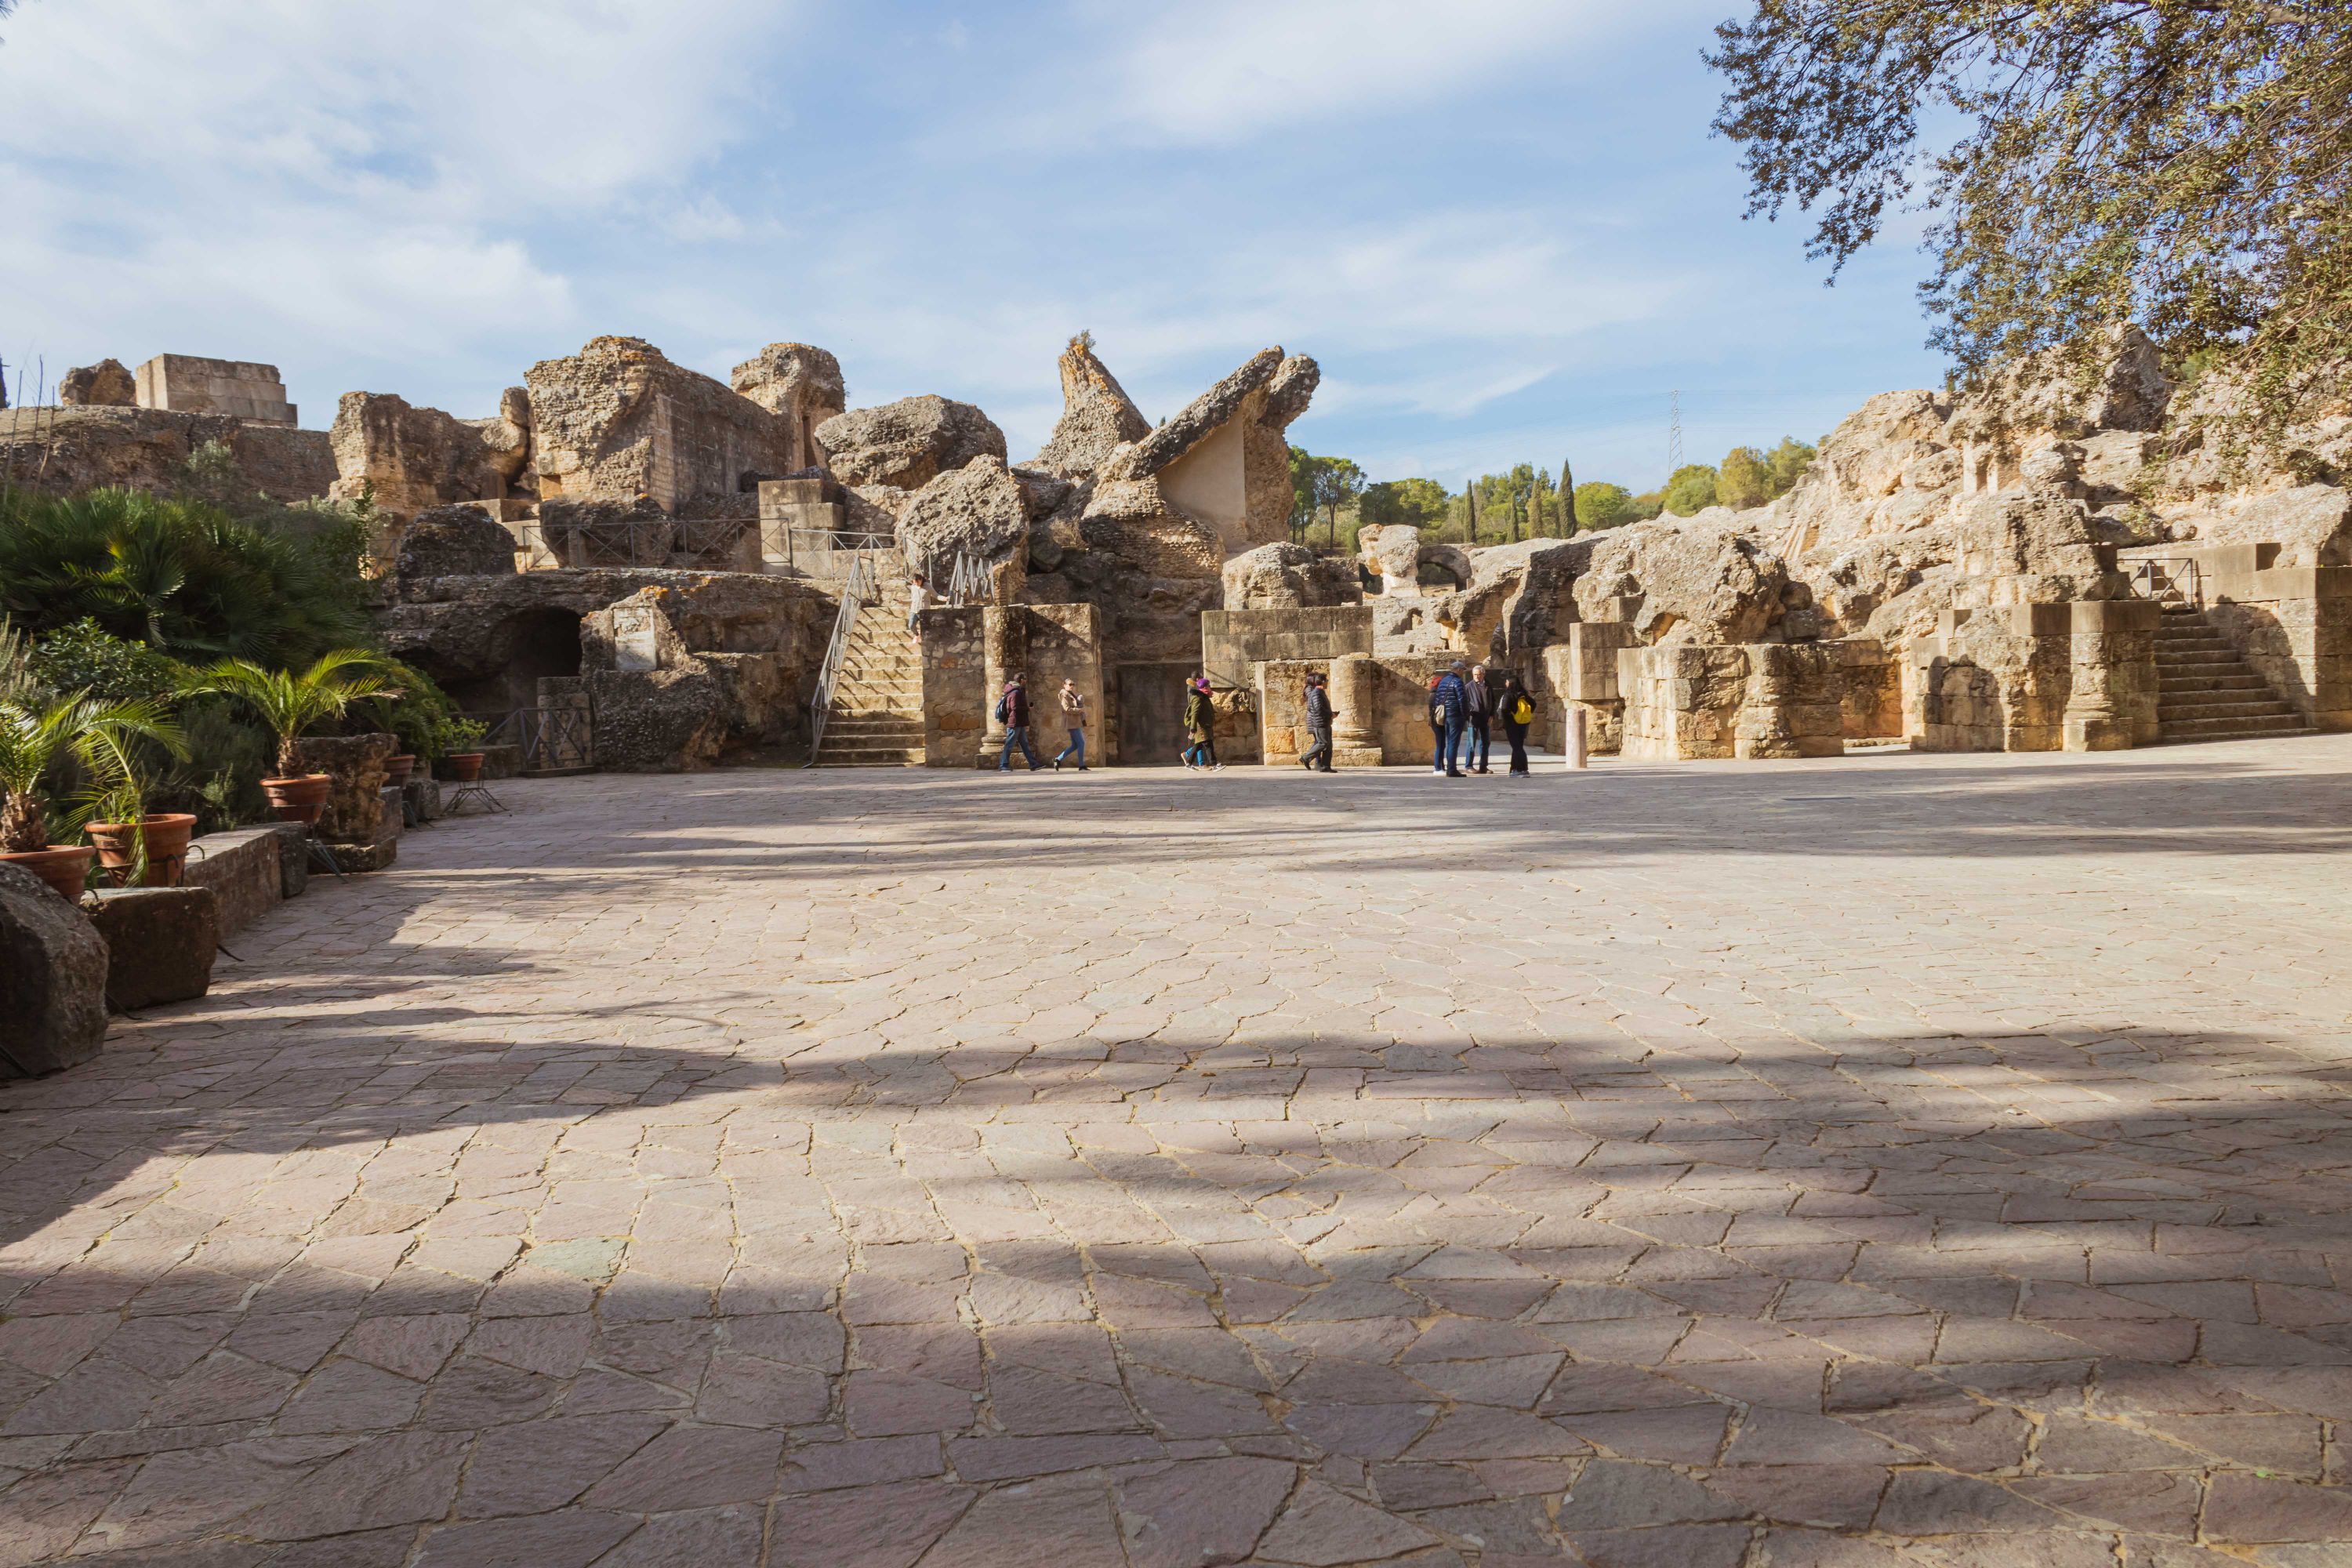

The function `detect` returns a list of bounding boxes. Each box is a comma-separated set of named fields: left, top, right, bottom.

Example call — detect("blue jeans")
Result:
left=998, top=726, right=1040, bottom=770
left=1442, top=717, right=1465, bottom=771
left=1054, top=728, right=1085, bottom=768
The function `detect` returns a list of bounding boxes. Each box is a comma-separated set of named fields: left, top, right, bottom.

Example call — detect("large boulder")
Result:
left=0, top=862, right=109, bottom=1078
left=1221, top=542, right=1358, bottom=610
left=1357, top=524, right=1426, bottom=595
left=731, top=343, right=846, bottom=472
left=1773, top=390, right=1962, bottom=555
left=1029, top=334, right=1151, bottom=478
left=1574, top=517, right=1791, bottom=645
left=1951, top=322, right=2174, bottom=442
left=896, top=455, right=1029, bottom=565
left=815, top=394, right=1006, bottom=491
left=394, top=503, right=517, bottom=579
left=59, top=358, right=136, bottom=407
left=1098, top=347, right=1319, bottom=551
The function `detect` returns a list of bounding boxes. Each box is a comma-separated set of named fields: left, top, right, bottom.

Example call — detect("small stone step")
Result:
left=2158, top=713, right=2310, bottom=741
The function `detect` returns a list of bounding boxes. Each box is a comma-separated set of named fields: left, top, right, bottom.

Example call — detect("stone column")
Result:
left=1566, top=706, right=1588, bottom=769
left=979, top=604, right=1027, bottom=768
left=1328, top=652, right=1383, bottom=767
left=2063, top=598, right=2155, bottom=751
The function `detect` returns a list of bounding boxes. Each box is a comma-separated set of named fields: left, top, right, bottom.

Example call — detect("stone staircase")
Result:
left=812, top=573, right=927, bottom=767
left=2154, top=604, right=2311, bottom=743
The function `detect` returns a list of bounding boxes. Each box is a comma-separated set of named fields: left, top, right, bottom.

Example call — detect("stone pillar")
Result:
left=1566, top=706, right=1588, bottom=769
left=1328, top=652, right=1383, bottom=767
left=979, top=604, right=1027, bottom=768
left=2063, top=598, right=2157, bottom=751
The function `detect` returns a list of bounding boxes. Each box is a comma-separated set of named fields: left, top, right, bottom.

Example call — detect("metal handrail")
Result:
left=467, top=705, right=592, bottom=771
left=943, top=550, right=990, bottom=606
left=804, top=548, right=877, bottom=767
left=2129, top=557, right=2203, bottom=610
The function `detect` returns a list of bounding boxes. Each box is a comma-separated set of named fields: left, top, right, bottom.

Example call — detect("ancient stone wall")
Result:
left=1618, top=644, right=1849, bottom=761
left=0, top=406, right=333, bottom=501
left=526, top=336, right=792, bottom=512
left=920, top=605, right=988, bottom=768
left=2146, top=544, right=2352, bottom=730
left=1904, top=600, right=2158, bottom=752
left=134, top=355, right=298, bottom=425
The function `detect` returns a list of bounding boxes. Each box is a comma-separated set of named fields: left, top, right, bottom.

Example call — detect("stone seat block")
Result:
left=89, top=886, right=217, bottom=1011
left=182, top=826, right=298, bottom=939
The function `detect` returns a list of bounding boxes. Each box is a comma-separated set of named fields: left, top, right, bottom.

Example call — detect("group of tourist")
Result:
left=1421, top=659, right=1536, bottom=778
left=993, top=673, right=1092, bottom=771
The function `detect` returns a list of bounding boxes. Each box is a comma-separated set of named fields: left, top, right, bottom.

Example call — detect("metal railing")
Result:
left=804, top=548, right=878, bottom=767
left=767, top=526, right=897, bottom=579
left=943, top=550, right=991, bottom=606
left=475, top=704, right=593, bottom=772
left=2129, top=557, right=2204, bottom=611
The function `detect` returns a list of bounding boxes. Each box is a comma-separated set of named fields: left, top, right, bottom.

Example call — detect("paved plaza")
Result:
left=5, top=738, right=2352, bottom=1566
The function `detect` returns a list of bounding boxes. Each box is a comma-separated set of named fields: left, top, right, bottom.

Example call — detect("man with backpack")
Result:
left=1432, top=661, right=1469, bottom=778
left=1465, top=662, right=1494, bottom=774
left=995, top=674, right=1040, bottom=771
left=1298, top=671, right=1334, bottom=771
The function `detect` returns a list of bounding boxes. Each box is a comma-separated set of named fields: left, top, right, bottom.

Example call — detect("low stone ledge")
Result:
left=183, top=825, right=302, bottom=939
left=89, top=886, right=217, bottom=1011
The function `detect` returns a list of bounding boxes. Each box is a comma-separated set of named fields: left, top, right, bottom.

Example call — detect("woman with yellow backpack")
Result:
left=1500, top=674, right=1536, bottom=778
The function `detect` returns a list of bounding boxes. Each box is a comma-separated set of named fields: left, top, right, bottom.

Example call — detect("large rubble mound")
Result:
left=526, top=336, right=793, bottom=510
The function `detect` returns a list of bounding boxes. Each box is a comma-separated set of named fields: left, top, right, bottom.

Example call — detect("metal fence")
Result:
left=475, top=704, right=593, bottom=772
left=2129, top=557, right=2204, bottom=611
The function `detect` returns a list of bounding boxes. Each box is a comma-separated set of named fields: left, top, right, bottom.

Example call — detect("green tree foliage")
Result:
left=1661, top=463, right=1721, bottom=517
left=1708, top=2, right=2352, bottom=430
left=1764, top=436, right=1817, bottom=494
left=1359, top=477, right=1450, bottom=530
left=1573, top=481, right=1635, bottom=530
left=0, top=487, right=374, bottom=666
left=1287, top=448, right=1367, bottom=548
left=193, top=648, right=395, bottom=776
left=1717, top=446, right=1773, bottom=510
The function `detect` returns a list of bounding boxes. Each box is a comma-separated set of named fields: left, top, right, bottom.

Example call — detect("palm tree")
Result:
left=193, top=649, right=396, bottom=775
left=0, top=691, right=187, bottom=852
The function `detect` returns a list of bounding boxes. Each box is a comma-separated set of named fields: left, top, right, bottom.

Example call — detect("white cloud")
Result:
left=1101, top=0, right=1676, bottom=145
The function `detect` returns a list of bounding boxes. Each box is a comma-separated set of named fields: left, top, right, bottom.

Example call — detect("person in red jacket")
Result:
left=995, top=674, right=1040, bottom=771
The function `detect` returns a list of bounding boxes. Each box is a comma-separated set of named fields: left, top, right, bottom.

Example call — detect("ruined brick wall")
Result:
left=0, top=406, right=333, bottom=502
left=920, top=605, right=986, bottom=768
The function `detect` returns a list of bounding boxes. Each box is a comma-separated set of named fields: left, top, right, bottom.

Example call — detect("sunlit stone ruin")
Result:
left=9, top=324, right=2347, bottom=774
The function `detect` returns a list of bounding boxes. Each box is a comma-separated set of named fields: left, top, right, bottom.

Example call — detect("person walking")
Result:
left=905, top=571, right=931, bottom=648
left=1465, top=662, right=1494, bottom=774
left=996, top=673, right=1040, bottom=771
left=1181, top=676, right=1222, bottom=771
left=1433, top=661, right=1469, bottom=778
left=1298, top=671, right=1334, bottom=771
left=1501, top=673, right=1535, bottom=778
left=1053, top=677, right=1088, bottom=771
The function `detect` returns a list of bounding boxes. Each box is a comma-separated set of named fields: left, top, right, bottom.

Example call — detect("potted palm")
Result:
left=1, top=691, right=187, bottom=898
left=192, top=650, right=394, bottom=826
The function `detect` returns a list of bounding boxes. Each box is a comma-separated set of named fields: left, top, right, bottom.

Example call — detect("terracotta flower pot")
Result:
left=261, top=773, right=332, bottom=826
left=386, top=753, right=416, bottom=788
left=0, top=844, right=96, bottom=902
left=86, top=813, right=198, bottom=887
left=445, top=752, right=485, bottom=782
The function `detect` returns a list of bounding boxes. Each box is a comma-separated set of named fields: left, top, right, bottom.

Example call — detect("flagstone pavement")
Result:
left=6, top=736, right=2352, bottom=1567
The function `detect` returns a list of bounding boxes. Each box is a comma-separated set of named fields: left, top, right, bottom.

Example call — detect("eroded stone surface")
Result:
left=4, top=738, right=2352, bottom=1560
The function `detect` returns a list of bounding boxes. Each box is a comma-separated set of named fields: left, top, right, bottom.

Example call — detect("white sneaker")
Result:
left=1210, top=762, right=1225, bottom=772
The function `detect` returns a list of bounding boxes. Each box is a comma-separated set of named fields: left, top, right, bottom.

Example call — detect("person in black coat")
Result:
left=1299, top=672, right=1334, bottom=771
left=1500, top=674, right=1535, bottom=777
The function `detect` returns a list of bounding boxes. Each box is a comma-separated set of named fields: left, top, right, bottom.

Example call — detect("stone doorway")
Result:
left=1117, top=662, right=1193, bottom=766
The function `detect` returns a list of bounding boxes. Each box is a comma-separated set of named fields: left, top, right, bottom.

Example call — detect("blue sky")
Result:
left=0, top=0, right=1950, bottom=492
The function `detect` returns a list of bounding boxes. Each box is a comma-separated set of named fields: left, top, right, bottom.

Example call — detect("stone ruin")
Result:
left=11, top=315, right=2347, bottom=774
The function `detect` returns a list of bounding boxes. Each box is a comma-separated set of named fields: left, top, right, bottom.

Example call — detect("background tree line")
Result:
left=1287, top=436, right=1817, bottom=553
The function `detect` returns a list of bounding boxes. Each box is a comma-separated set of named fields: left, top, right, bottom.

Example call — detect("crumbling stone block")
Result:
left=182, top=826, right=297, bottom=940
left=89, top=887, right=218, bottom=1011
left=60, top=358, right=136, bottom=407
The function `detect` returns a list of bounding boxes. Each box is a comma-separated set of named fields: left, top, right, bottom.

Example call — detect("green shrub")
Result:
left=354, top=658, right=468, bottom=760
left=24, top=619, right=188, bottom=703
left=0, top=487, right=374, bottom=667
